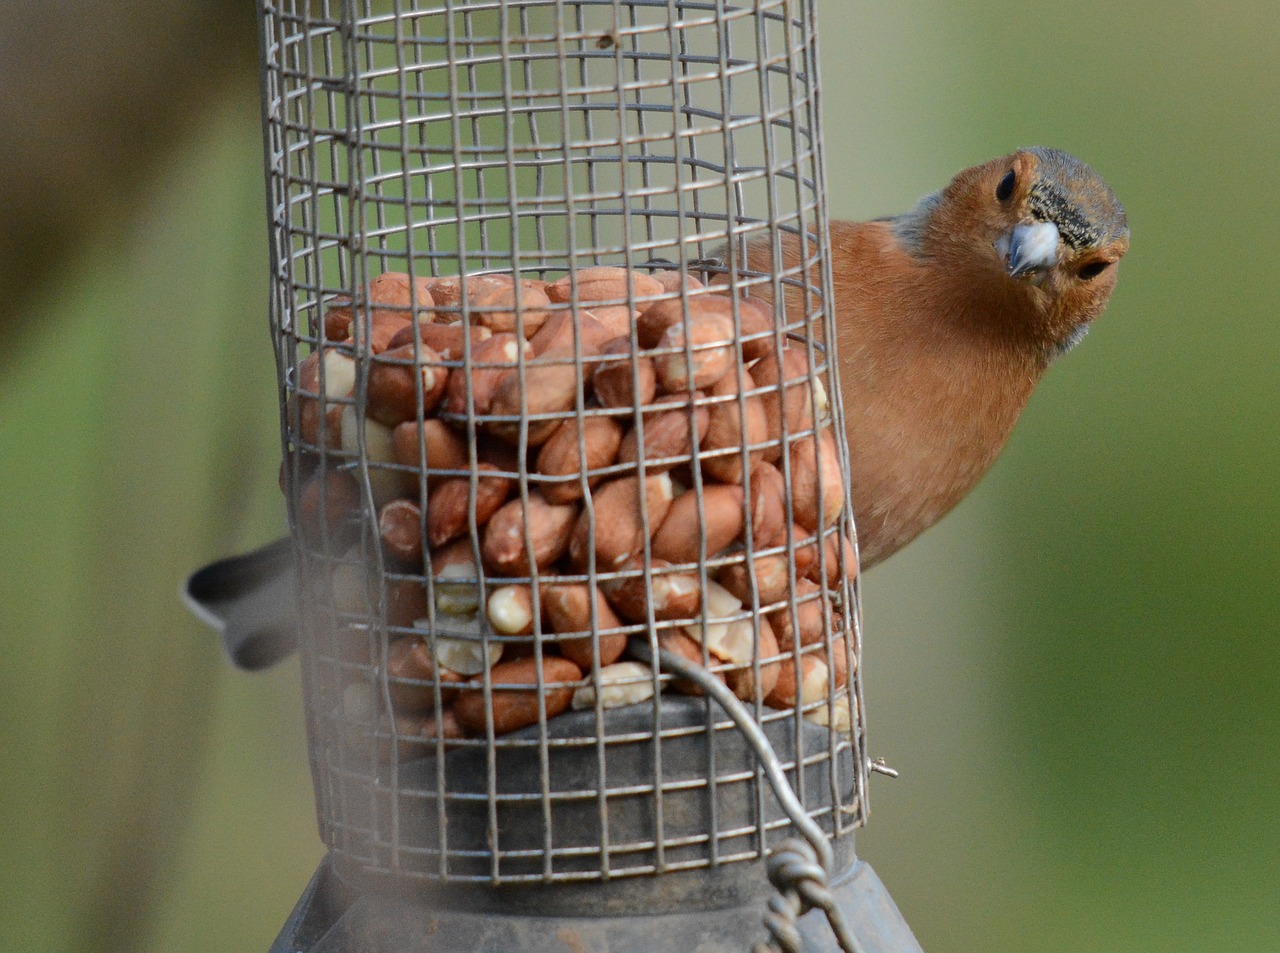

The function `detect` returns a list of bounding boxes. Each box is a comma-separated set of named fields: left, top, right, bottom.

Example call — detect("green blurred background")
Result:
left=1, top=1, right=1276, bottom=951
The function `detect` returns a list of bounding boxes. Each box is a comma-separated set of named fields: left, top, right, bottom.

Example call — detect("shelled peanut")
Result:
left=291, top=265, right=859, bottom=752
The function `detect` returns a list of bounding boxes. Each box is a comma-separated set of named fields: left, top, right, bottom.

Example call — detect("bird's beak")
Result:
left=998, top=221, right=1061, bottom=278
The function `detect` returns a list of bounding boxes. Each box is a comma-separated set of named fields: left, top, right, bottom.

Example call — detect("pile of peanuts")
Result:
left=287, top=266, right=857, bottom=756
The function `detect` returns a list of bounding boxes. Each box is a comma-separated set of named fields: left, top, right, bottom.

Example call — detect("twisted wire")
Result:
left=753, top=838, right=864, bottom=953
left=630, top=639, right=861, bottom=953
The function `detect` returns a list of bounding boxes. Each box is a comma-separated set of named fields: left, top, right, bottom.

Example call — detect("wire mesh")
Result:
left=259, top=0, right=866, bottom=885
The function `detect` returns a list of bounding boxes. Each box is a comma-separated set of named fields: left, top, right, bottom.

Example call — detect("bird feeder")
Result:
left=252, top=1, right=921, bottom=949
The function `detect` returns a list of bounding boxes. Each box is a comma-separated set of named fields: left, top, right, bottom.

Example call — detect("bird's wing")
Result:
left=183, top=536, right=300, bottom=670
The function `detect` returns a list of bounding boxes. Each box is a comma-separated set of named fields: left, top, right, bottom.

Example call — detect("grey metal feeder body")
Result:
left=249, top=1, right=923, bottom=949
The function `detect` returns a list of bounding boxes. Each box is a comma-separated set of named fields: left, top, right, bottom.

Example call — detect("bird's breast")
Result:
left=832, top=257, right=1038, bottom=566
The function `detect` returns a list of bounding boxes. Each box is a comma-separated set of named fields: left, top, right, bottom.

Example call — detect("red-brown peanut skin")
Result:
left=384, top=577, right=432, bottom=630
left=323, top=272, right=435, bottom=342
left=592, top=338, right=659, bottom=410
left=486, top=346, right=586, bottom=446
left=805, top=532, right=859, bottom=587
left=366, top=342, right=448, bottom=426
left=700, top=369, right=769, bottom=484
left=649, top=269, right=703, bottom=293
left=298, top=467, right=361, bottom=546
left=386, top=637, right=463, bottom=714
left=324, top=301, right=354, bottom=341
left=716, top=552, right=791, bottom=609
left=454, top=657, right=584, bottom=736
left=481, top=492, right=579, bottom=576
left=617, top=400, right=710, bottom=473
left=557, top=630, right=628, bottom=671
left=763, top=653, right=827, bottom=710
left=656, top=629, right=721, bottom=696
left=601, top=557, right=701, bottom=623
left=722, top=615, right=782, bottom=702
left=386, top=321, right=492, bottom=360
left=768, top=577, right=826, bottom=650
left=294, top=350, right=355, bottom=449
left=751, top=348, right=821, bottom=458
left=391, top=418, right=470, bottom=475
left=746, top=461, right=788, bottom=548
left=569, top=474, right=673, bottom=570
left=528, top=310, right=614, bottom=358
left=353, top=312, right=414, bottom=354
left=468, top=282, right=553, bottom=336
left=421, top=706, right=470, bottom=745
left=545, top=266, right=664, bottom=305
left=442, top=332, right=527, bottom=418
left=381, top=706, right=470, bottom=760
left=535, top=415, right=624, bottom=504
left=378, top=498, right=425, bottom=564
left=787, top=524, right=820, bottom=579
left=653, top=313, right=735, bottom=393
left=789, top=428, right=844, bottom=531
left=634, top=292, right=773, bottom=356
left=649, top=484, right=745, bottom=565
left=369, top=272, right=436, bottom=310
left=585, top=305, right=636, bottom=339
left=426, top=273, right=511, bottom=310
left=424, top=463, right=515, bottom=548
left=539, top=582, right=629, bottom=669
left=825, top=636, right=853, bottom=690
left=635, top=293, right=736, bottom=349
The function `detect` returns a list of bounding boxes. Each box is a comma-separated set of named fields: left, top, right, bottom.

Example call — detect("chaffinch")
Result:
left=743, top=146, right=1128, bottom=567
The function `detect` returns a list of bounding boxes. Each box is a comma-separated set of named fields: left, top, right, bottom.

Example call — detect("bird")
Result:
left=744, top=146, right=1129, bottom=568
left=185, top=147, right=1127, bottom=667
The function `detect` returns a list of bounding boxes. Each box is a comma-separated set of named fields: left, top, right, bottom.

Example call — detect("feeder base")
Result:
left=268, top=853, right=924, bottom=953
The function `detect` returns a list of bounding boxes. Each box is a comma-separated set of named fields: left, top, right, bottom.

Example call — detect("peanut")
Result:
left=649, top=484, right=745, bottom=565
left=789, top=427, right=844, bottom=531
left=386, top=636, right=463, bottom=714
left=486, top=583, right=536, bottom=636
left=424, top=463, right=514, bottom=548
left=768, top=577, right=827, bottom=650
left=699, top=368, right=768, bottom=483
left=764, top=653, right=830, bottom=710
left=528, top=309, right=613, bottom=358
left=426, top=273, right=512, bottom=311
left=654, top=312, right=736, bottom=392
left=592, top=338, right=658, bottom=410
left=535, top=414, right=624, bottom=503
left=469, top=281, right=553, bottom=336
left=481, top=492, right=579, bottom=576
left=366, top=342, right=448, bottom=426
left=454, top=656, right=584, bottom=736
left=571, top=661, right=656, bottom=710
left=569, top=473, right=674, bottom=569
left=378, top=498, right=425, bottom=564
left=601, top=557, right=701, bottom=623
left=541, top=583, right=627, bottom=669
left=391, top=418, right=470, bottom=480
left=442, top=332, right=530, bottom=418
left=386, top=321, right=492, bottom=360
left=546, top=266, right=664, bottom=305
left=617, top=399, right=709, bottom=473
left=486, top=346, right=587, bottom=445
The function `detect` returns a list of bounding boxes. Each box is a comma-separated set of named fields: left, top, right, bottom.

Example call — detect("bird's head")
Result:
left=906, top=147, right=1129, bottom=357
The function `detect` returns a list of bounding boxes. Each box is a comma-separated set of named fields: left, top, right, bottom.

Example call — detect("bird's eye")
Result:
left=995, top=170, right=1016, bottom=202
left=1078, top=260, right=1112, bottom=281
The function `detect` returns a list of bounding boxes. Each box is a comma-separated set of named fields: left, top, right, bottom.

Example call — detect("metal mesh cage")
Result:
left=259, top=0, right=866, bottom=886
